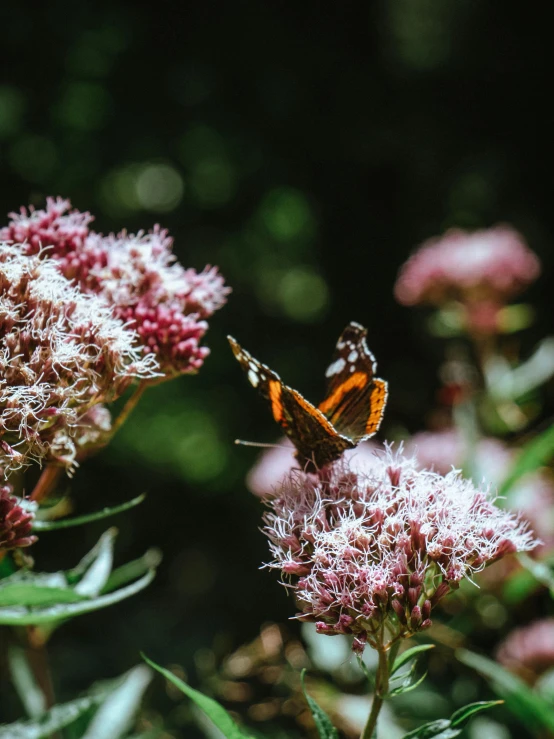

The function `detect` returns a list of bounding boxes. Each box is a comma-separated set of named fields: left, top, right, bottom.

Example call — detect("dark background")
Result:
left=1, top=1, right=553, bottom=735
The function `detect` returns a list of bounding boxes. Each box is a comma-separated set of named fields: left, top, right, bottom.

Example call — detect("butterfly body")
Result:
left=228, top=322, right=387, bottom=469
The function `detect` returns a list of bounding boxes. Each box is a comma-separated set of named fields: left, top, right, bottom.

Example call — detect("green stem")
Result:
left=361, top=646, right=390, bottom=739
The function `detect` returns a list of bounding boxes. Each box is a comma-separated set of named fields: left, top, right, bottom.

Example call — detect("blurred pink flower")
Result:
left=405, top=429, right=510, bottom=477
left=406, top=429, right=554, bottom=552
left=394, top=226, right=540, bottom=309
left=247, top=438, right=381, bottom=498
left=1, top=199, right=230, bottom=378
left=263, top=445, right=537, bottom=653
left=0, top=481, right=36, bottom=552
left=497, top=618, right=554, bottom=680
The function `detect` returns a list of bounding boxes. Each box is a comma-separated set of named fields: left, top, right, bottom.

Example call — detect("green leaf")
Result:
left=142, top=654, right=252, bottom=739
left=450, top=700, right=504, bottom=727
left=7, top=647, right=47, bottom=719
left=0, top=530, right=157, bottom=626
left=300, top=669, right=339, bottom=739
left=390, top=670, right=428, bottom=697
left=73, top=528, right=115, bottom=597
left=355, top=653, right=375, bottom=689
left=391, top=644, right=435, bottom=675
left=0, top=553, right=16, bottom=579
left=101, top=549, right=162, bottom=594
left=499, top=424, right=554, bottom=495
left=66, top=529, right=118, bottom=584
left=456, top=648, right=554, bottom=732
left=0, top=583, right=85, bottom=607
left=81, top=665, right=152, bottom=739
left=33, top=495, right=146, bottom=531
left=516, top=554, right=554, bottom=598
left=0, top=570, right=155, bottom=625
left=401, top=697, right=502, bottom=738
left=402, top=719, right=452, bottom=738
left=0, top=694, right=106, bottom=739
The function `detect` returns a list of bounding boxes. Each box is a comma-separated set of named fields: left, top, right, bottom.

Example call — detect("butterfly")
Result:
left=228, top=322, right=388, bottom=469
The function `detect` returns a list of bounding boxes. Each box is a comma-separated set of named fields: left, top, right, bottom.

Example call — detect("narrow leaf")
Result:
left=450, top=700, right=503, bottom=727
left=390, top=670, right=428, bottom=696
left=33, top=495, right=146, bottom=531
left=0, top=584, right=85, bottom=607
left=82, top=665, right=152, bottom=739
left=456, top=648, right=554, bottom=732
left=391, top=644, right=435, bottom=675
left=143, top=655, right=252, bottom=739
left=102, top=549, right=162, bottom=594
left=67, top=529, right=118, bottom=584
left=7, top=646, right=46, bottom=719
left=300, top=669, right=339, bottom=739
left=499, top=424, right=554, bottom=495
left=74, top=531, right=115, bottom=597
left=402, top=718, right=451, bottom=738
left=0, top=570, right=155, bottom=625
left=0, top=694, right=106, bottom=739
left=516, top=554, right=554, bottom=598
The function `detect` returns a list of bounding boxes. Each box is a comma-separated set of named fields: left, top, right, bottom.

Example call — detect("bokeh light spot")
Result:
left=189, top=158, right=235, bottom=208
left=135, top=163, right=184, bottom=212
left=277, top=267, right=329, bottom=322
left=116, top=405, right=228, bottom=485
left=8, top=135, right=57, bottom=182
left=56, top=82, right=112, bottom=131
left=99, top=164, right=142, bottom=216
left=179, top=125, right=236, bottom=207
left=0, top=86, right=25, bottom=138
left=260, top=187, right=316, bottom=242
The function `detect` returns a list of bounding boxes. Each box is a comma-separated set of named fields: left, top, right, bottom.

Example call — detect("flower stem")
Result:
left=30, top=464, right=63, bottom=504
left=361, top=646, right=390, bottom=739
left=110, top=380, right=148, bottom=437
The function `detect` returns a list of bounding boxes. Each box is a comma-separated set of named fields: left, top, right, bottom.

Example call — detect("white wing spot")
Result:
left=248, top=369, right=259, bottom=387
left=350, top=365, right=356, bottom=373
left=325, top=357, right=346, bottom=377
left=337, top=341, right=345, bottom=350
left=348, top=349, right=358, bottom=362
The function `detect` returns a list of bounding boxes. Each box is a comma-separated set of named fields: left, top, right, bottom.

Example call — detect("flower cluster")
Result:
left=406, top=429, right=554, bottom=553
left=394, top=227, right=540, bottom=335
left=0, top=244, right=157, bottom=472
left=0, top=198, right=230, bottom=377
left=0, top=479, right=36, bottom=552
left=263, top=446, right=537, bottom=653
left=395, top=226, right=540, bottom=307
left=497, top=618, right=554, bottom=680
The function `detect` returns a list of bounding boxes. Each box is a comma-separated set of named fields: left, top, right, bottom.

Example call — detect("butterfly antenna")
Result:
left=235, top=439, right=290, bottom=450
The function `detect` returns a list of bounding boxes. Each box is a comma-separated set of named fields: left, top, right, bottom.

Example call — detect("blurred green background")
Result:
left=1, top=1, right=554, bottom=736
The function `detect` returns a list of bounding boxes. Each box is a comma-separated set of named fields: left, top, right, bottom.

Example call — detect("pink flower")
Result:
left=83, top=229, right=229, bottom=375
left=394, top=226, right=540, bottom=308
left=406, top=429, right=554, bottom=552
left=1, top=199, right=230, bottom=378
left=0, top=481, right=37, bottom=551
left=0, top=243, right=157, bottom=473
left=247, top=438, right=381, bottom=498
left=497, top=619, right=554, bottom=680
left=0, top=197, right=92, bottom=257
left=263, top=445, right=537, bottom=652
